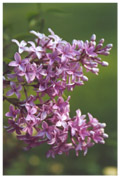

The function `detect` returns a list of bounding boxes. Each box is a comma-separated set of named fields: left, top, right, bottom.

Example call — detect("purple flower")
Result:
left=75, top=137, right=94, bottom=156
left=12, top=39, right=27, bottom=53
left=47, top=51, right=61, bottom=65
left=56, top=113, right=68, bottom=129
left=6, top=82, right=22, bottom=99
left=19, top=63, right=36, bottom=83
left=6, top=119, right=23, bottom=134
left=4, top=28, right=111, bottom=158
left=27, top=41, right=44, bottom=59
left=48, top=28, right=62, bottom=44
left=25, top=104, right=37, bottom=122
left=37, top=121, right=53, bottom=140
left=30, top=30, right=47, bottom=40
left=84, top=40, right=97, bottom=57
left=5, top=105, right=19, bottom=118
left=58, top=43, right=77, bottom=62
left=69, top=109, right=87, bottom=137
left=23, top=121, right=35, bottom=135
left=9, top=52, right=29, bottom=71
left=36, top=64, right=47, bottom=80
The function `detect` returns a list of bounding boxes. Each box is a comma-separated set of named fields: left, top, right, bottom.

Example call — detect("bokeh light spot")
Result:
left=102, top=166, right=117, bottom=175
left=49, top=162, right=64, bottom=174
left=29, top=155, right=40, bottom=166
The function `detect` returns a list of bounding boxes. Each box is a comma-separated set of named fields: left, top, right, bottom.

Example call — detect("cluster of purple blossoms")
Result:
left=4, top=28, right=112, bottom=158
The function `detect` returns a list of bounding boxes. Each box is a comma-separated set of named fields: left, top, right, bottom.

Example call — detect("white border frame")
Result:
left=1, top=0, right=119, bottom=178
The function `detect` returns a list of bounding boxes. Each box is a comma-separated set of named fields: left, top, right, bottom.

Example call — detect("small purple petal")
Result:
left=9, top=61, right=18, bottom=67
left=6, top=89, right=14, bottom=96
left=31, top=107, right=37, bottom=114
left=15, top=91, right=21, bottom=99
left=14, top=52, right=21, bottom=63
left=42, top=121, right=48, bottom=129
left=5, top=112, right=11, bottom=117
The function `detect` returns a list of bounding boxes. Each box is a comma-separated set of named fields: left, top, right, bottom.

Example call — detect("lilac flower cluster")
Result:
left=4, top=28, right=112, bottom=158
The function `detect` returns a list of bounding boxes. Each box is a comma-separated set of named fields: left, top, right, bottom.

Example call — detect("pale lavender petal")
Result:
left=71, top=128, right=76, bottom=136
left=56, top=121, right=62, bottom=127
left=16, top=84, right=22, bottom=91
left=15, top=91, right=21, bottom=99
left=39, top=84, right=46, bottom=92
left=9, top=61, right=18, bottom=67
left=25, top=105, right=30, bottom=112
left=30, top=30, right=38, bottom=36
left=101, top=61, right=109, bottom=66
left=25, top=114, right=32, bottom=121
left=5, top=112, right=11, bottom=117
left=42, top=121, right=48, bottom=129
left=12, top=39, right=19, bottom=46
left=76, top=109, right=81, bottom=117
left=48, top=28, right=54, bottom=35
left=37, top=131, right=45, bottom=137
left=46, top=132, right=51, bottom=140
left=19, top=48, right=24, bottom=54
left=30, top=73, right=36, bottom=82
left=40, top=69, right=47, bottom=76
left=6, top=89, right=14, bottom=96
left=10, top=81, right=16, bottom=89
left=7, top=74, right=16, bottom=79
left=14, top=52, right=21, bottom=63
left=31, top=107, right=37, bottom=114
left=36, top=51, right=42, bottom=59
left=62, top=121, right=67, bottom=128
left=9, top=105, right=14, bottom=112
left=36, top=46, right=43, bottom=51
left=25, top=74, right=30, bottom=83
left=28, top=41, right=35, bottom=48
left=41, top=111, right=47, bottom=120
left=47, top=137, right=56, bottom=145
left=20, top=40, right=27, bottom=47
left=19, top=64, right=26, bottom=71
left=28, top=127, right=33, bottom=135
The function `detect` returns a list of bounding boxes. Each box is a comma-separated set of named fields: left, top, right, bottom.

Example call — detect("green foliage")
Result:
left=45, top=8, right=65, bottom=14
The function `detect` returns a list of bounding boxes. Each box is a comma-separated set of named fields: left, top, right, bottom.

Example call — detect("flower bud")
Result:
left=101, top=61, right=109, bottom=67
left=99, top=38, right=104, bottom=44
left=91, top=34, right=96, bottom=41
left=92, top=68, right=99, bottom=74
left=106, top=43, right=113, bottom=48
left=100, top=123, right=106, bottom=128
left=100, top=140, right=105, bottom=144
left=103, top=133, right=109, bottom=138
left=82, top=76, right=88, bottom=81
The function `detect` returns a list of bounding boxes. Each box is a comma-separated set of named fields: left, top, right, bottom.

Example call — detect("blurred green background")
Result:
left=3, top=3, right=117, bottom=175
